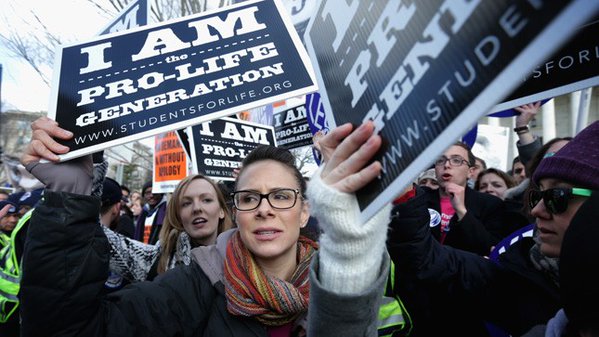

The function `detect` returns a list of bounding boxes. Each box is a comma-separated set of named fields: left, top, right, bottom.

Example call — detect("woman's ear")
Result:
left=300, top=199, right=310, bottom=228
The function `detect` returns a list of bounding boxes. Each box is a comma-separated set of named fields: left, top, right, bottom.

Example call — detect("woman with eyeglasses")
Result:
left=17, top=120, right=392, bottom=337
left=385, top=121, right=598, bottom=337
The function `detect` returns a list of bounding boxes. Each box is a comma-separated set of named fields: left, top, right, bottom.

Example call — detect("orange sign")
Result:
left=153, top=131, right=188, bottom=193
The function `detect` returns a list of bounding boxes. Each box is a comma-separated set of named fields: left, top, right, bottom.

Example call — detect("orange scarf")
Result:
left=223, top=231, right=318, bottom=326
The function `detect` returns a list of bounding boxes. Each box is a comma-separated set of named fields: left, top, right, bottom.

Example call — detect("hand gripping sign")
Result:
left=49, top=0, right=316, bottom=161
left=304, top=0, right=599, bottom=222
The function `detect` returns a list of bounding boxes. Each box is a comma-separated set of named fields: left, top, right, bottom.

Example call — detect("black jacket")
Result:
left=426, top=187, right=506, bottom=255
left=20, top=190, right=387, bottom=337
left=387, top=188, right=560, bottom=337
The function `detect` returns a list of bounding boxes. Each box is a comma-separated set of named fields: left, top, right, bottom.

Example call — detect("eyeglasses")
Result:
left=528, top=187, right=592, bottom=214
left=513, top=168, right=524, bottom=175
left=231, top=188, right=301, bottom=211
left=434, top=156, right=470, bottom=167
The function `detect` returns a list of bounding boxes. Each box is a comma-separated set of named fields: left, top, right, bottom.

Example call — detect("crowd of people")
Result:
left=0, top=103, right=597, bottom=337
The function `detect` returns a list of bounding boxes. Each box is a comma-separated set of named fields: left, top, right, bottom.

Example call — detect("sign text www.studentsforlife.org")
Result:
left=49, top=0, right=316, bottom=161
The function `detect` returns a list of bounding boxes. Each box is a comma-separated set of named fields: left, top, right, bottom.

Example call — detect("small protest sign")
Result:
left=153, top=131, right=188, bottom=193
left=50, top=0, right=316, bottom=161
left=305, top=1, right=599, bottom=222
left=176, top=129, right=192, bottom=160
left=235, top=0, right=317, bottom=43
left=237, top=104, right=274, bottom=126
left=492, top=17, right=599, bottom=112
left=273, top=97, right=312, bottom=149
left=188, top=117, right=276, bottom=180
left=305, top=93, right=330, bottom=164
left=99, top=0, right=150, bottom=35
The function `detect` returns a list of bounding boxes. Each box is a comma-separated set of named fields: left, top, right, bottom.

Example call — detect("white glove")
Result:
left=307, top=166, right=391, bottom=295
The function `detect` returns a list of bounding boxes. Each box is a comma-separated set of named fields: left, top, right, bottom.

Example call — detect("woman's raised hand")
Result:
left=317, top=121, right=382, bottom=194
left=20, top=116, right=73, bottom=166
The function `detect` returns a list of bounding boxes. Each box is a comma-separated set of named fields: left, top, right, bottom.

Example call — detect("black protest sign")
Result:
left=305, top=1, right=599, bottom=221
left=234, top=0, right=317, bottom=42
left=50, top=0, right=316, bottom=161
left=188, top=117, right=276, bottom=180
left=273, top=102, right=312, bottom=149
left=492, top=17, right=599, bottom=111
left=99, top=0, right=149, bottom=35
left=176, top=129, right=191, bottom=160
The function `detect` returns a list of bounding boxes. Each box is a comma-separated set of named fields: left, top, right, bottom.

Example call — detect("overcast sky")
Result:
left=0, top=0, right=113, bottom=112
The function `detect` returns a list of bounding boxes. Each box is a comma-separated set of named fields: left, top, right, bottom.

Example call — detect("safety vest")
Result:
left=0, top=209, right=31, bottom=323
left=0, top=233, right=9, bottom=248
left=377, top=260, right=413, bottom=337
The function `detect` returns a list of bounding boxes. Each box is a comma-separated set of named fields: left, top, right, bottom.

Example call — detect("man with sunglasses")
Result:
left=387, top=120, right=599, bottom=337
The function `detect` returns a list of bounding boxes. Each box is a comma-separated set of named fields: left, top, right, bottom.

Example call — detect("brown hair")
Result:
left=452, top=141, right=476, bottom=167
left=235, top=145, right=306, bottom=196
left=475, top=168, right=517, bottom=191
left=157, top=174, right=234, bottom=274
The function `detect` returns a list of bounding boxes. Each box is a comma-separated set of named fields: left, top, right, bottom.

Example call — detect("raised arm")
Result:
left=18, top=118, right=211, bottom=337
left=306, top=122, right=392, bottom=337
left=514, top=102, right=542, bottom=165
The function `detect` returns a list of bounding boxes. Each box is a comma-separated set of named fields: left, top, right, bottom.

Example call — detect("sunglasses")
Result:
left=528, top=188, right=592, bottom=214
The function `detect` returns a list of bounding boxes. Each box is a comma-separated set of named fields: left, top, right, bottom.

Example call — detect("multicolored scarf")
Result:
left=224, top=231, right=318, bottom=326
left=529, top=229, right=560, bottom=287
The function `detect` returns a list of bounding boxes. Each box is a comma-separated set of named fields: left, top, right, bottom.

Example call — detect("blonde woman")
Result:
left=101, top=173, right=234, bottom=282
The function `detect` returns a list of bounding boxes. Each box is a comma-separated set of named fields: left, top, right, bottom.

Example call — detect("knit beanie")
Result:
left=559, top=192, right=599, bottom=330
left=142, top=181, right=153, bottom=194
left=0, top=200, right=18, bottom=214
left=533, top=121, right=599, bottom=190
left=8, top=188, right=44, bottom=208
left=101, top=177, right=122, bottom=206
left=417, top=168, right=437, bottom=184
